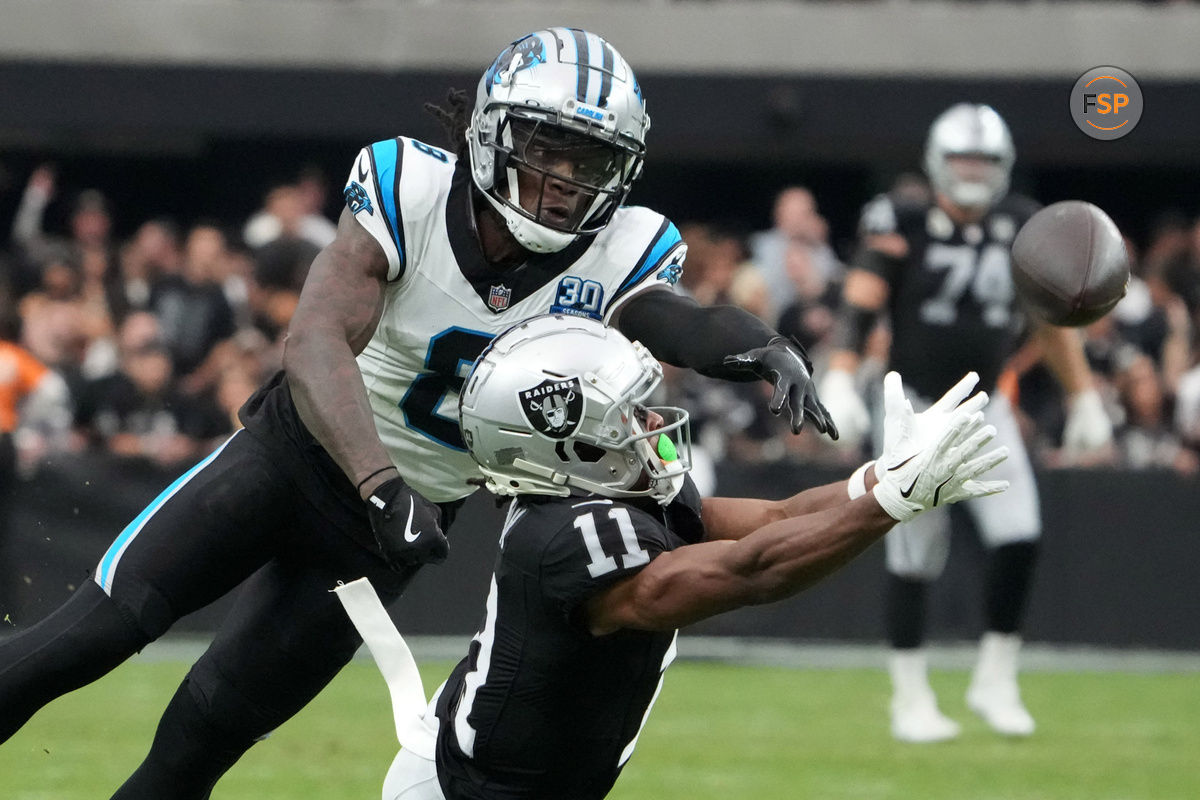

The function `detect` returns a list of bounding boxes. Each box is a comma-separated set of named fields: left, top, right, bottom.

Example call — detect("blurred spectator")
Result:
left=149, top=222, right=236, bottom=379
left=10, top=167, right=118, bottom=301
left=1112, top=350, right=1198, bottom=475
left=678, top=222, right=746, bottom=307
left=16, top=249, right=101, bottom=386
left=776, top=241, right=841, bottom=353
left=747, top=186, right=844, bottom=323
left=0, top=300, right=71, bottom=478
left=72, top=313, right=231, bottom=468
left=242, top=167, right=337, bottom=250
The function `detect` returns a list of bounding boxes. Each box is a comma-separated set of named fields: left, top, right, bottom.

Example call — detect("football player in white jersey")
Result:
left=0, top=29, right=837, bottom=796
left=818, top=104, right=1113, bottom=742
left=348, top=315, right=1009, bottom=800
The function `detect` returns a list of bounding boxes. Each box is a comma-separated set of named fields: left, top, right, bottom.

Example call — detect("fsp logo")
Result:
left=1070, top=66, right=1143, bottom=141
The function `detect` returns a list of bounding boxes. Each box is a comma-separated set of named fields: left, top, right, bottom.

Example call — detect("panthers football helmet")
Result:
left=923, top=103, right=1015, bottom=211
left=459, top=315, right=691, bottom=504
left=467, top=28, right=650, bottom=253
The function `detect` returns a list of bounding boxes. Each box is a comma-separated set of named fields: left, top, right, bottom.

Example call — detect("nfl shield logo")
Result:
left=488, top=284, right=512, bottom=311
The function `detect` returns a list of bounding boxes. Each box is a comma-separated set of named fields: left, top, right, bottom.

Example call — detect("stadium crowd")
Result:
left=2, top=165, right=1199, bottom=484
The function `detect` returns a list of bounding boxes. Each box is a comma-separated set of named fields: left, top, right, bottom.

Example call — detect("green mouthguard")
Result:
left=657, top=433, right=678, bottom=462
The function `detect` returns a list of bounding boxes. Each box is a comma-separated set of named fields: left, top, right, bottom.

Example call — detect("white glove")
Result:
left=817, top=369, right=871, bottom=448
left=872, top=371, right=1010, bottom=522
left=1062, top=388, right=1113, bottom=453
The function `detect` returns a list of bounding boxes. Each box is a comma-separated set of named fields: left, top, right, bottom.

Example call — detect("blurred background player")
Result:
left=818, top=103, right=1114, bottom=742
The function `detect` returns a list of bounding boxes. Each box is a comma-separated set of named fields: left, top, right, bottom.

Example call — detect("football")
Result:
left=1010, top=200, right=1130, bottom=327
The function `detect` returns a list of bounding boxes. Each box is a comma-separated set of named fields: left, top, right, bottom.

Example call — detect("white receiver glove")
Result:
left=1062, top=388, right=1113, bottom=454
left=817, top=369, right=871, bottom=448
left=872, top=371, right=1010, bottom=522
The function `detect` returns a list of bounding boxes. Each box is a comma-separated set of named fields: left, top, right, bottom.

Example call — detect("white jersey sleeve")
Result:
left=593, top=208, right=688, bottom=323
left=343, top=137, right=455, bottom=282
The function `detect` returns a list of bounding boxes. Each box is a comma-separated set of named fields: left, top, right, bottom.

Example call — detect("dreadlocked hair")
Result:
left=424, top=89, right=473, bottom=161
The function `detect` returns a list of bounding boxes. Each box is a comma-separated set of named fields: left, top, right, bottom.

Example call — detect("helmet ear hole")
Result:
left=572, top=441, right=606, bottom=463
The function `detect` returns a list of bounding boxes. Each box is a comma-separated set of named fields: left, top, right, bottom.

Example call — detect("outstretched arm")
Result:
left=283, top=208, right=396, bottom=498
left=616, top=290, right=836, bottom=437
left=586, top=371, right=1007, bottom=635
left=586, top=494, right=896, bottom=634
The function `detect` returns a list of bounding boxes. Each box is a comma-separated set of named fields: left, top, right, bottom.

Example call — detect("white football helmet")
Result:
left=923, top=103, right=1015, bottom=211
left=467, top=28, right=650, bottom=253
left=459, top=315, right=691, bottom=504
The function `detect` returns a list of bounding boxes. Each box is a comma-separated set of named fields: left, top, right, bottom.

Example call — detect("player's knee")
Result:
left=106, top=577, right=180, bottom=641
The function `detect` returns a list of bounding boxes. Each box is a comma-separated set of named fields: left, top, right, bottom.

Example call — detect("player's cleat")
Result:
left=966, top=632, right=1035, bottom=737
left=888, top=650, right=961, bottom=743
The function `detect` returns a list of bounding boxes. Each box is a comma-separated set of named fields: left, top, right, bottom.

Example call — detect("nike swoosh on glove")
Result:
left=723, top=336, right=839, bottom=439
left=366, top=477, right=449, bottom=569
left=872, top=371, right=1009, bottom=521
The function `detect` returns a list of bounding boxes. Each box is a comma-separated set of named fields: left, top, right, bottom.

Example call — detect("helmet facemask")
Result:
left=467, top=28, right=650, bottom=254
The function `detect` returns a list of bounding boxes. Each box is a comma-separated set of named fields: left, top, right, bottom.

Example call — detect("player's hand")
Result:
left=816, top=368, right=870, bottom=448
left=1062, top=388, right=1113, bottom=454
left=723, top=336, right=838, bottom=439
left=872, top=371, right=1009, bottom=521
left=366, top=478, right=449, bottom=569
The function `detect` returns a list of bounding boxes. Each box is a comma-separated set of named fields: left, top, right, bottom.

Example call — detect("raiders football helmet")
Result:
left=923, top=103, right=1015, bottom=211
left=467, top=28, right=650, bottom=254
left=459, top=315, right=691, bottom=504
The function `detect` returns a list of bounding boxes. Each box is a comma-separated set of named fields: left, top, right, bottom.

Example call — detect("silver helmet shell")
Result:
left=459, top=315, right=690, bottom=504
left=467, top=28, right=650, bottom=253
left=923, top=103, right=1015, bottom=211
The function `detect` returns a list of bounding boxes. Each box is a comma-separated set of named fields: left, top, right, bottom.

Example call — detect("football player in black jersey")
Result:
left=362, top=314, right=1010, bottom=800
left=818, top=104, right=1114, bottom=742
left=0, top=29, right=843, bottom=797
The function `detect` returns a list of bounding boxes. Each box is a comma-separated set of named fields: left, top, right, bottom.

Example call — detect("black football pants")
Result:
left=0, top=430, right=429, bottom=798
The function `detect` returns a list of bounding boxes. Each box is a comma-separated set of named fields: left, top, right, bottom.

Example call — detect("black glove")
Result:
left=366, top=478, right=449, bottom=569
left=722, top=336, right=839, bottom=439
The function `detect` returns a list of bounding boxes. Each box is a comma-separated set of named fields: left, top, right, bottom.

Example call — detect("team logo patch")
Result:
left=519, top=378, right=584, bottom=439
left=485, top=35, right=546, bottom=88
left=344, top=182, right=373, bottom=216
left=488, top=284, right=512, bottom=311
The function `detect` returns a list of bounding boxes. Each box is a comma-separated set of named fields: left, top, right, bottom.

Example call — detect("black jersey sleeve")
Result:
left=851, top=192, right=926, bottom=286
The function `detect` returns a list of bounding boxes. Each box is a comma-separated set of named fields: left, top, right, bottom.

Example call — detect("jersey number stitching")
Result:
left=399, top=327, right=494, bottom=451
left=575, top=507, right=651, bottom=578
left=920, top=243, right=1014, bottom=329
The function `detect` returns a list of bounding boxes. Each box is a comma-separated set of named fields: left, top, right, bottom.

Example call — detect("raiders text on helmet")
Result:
left=459, top=315, right=691, bottom=504
left=924, top=103, right=1015, bottom=211
left=467, top=28, right=650, bottom=253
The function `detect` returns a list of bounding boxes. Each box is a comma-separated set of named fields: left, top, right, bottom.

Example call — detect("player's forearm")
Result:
left=1033, top=322, right=1093, bottom=395
left=733, top=496, right=894, bottom=606
left=701, top=481, right=853, bottom=542
left=616, top=291, right=774, bottom=379
left=285, top=328, right=396, bottom=497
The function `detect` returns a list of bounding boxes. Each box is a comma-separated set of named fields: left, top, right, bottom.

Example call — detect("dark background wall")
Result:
left=1, top=64, right=1197, bottom=252
left=4, top=454, right=1196, bottom=650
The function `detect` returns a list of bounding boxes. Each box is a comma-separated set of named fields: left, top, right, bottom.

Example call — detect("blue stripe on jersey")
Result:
left=94, top=433, right=237, bottom=594
left=370, top=138, right=406, bottom=273
left=614, top=219, right=682, bottom=298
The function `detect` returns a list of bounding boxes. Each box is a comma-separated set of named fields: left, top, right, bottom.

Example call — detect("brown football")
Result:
left=1011, top=200, right=1130, bottom=327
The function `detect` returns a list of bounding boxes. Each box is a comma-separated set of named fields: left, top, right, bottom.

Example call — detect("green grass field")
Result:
left=2, top=655, right=1197, bottom=799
